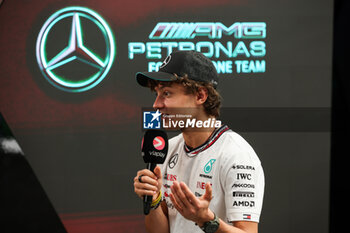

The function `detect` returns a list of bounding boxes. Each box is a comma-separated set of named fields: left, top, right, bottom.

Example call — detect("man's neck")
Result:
left=182, top=121, right=216, bottom=149
left=182, top=128, right=216, bottom=149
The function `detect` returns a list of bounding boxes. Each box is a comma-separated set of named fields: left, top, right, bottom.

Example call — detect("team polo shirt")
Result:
left=159, top=125, right=264, bottom=233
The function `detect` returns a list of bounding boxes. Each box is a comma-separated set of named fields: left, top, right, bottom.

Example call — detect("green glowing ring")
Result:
left=36, top=6, right=116, bottom=92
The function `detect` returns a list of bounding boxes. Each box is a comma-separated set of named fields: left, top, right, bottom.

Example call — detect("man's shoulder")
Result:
left=217, top=128, right=261, bottom=163
left=220, top=129, right=252, bottom=149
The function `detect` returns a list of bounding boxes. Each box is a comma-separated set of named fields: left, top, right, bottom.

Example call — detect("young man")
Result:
left=133, top=50, right=264, bottom=233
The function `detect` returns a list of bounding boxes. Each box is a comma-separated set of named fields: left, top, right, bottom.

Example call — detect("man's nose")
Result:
left=153, top=95, right=164, bottom=110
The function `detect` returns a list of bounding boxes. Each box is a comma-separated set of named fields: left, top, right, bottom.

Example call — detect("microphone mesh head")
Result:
left=142, top=130, right=168, bottom=164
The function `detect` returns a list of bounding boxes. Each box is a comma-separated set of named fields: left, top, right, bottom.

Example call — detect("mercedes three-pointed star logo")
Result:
left=36, top=6, right=115, bottom=92
left=168, top=153, right=179, bottom=169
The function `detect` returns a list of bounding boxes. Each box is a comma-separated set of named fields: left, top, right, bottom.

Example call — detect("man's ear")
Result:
left=196, top=87, right=208, bottom=105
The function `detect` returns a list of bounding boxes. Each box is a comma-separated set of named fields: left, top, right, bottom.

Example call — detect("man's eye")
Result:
left=163, top=91, right=170, bottom=97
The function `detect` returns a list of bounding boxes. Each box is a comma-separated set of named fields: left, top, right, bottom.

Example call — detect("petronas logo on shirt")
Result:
left=204, top=159, right=216, bottom=174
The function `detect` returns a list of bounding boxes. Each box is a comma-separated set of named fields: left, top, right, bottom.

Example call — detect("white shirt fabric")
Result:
left=159, top=125, right=264, bottom=233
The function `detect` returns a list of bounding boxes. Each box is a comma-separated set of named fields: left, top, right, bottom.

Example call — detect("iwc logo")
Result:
left=36, top=6, right=115, bottom=92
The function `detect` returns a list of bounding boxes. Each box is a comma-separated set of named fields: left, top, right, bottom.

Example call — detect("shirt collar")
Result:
left=184, top=124, right=229, bottom=157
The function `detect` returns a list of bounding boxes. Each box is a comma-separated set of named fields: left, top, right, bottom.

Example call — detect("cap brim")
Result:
left=136, top=71, right=175, bottom=87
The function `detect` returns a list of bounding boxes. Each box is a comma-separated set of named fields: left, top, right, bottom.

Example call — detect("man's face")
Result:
left=153, top=82, right=197, bottom=116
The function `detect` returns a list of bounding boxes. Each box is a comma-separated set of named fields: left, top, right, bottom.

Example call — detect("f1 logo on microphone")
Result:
left=143, top=110, right=161, bottom=129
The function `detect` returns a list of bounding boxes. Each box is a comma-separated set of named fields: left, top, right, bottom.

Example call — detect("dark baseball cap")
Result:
left=136, top=50, right=219, bottom=88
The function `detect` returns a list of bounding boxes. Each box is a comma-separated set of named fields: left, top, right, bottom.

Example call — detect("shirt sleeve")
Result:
left=220, top=146, right=265, bottom=223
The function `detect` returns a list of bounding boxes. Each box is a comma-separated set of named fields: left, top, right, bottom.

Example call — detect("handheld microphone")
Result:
left=141, top=129, right=168, bottom=215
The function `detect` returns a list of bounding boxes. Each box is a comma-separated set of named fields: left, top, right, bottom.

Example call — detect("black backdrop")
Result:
left=330, top=0, right=350, bottom=232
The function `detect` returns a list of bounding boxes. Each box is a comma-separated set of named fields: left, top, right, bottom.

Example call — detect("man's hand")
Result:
left=169, top=181, right=215, bottom=226
left=134, top=166, right=162, bottom=201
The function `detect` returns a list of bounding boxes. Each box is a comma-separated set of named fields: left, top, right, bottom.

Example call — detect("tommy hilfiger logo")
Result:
left=243, top=214, right=251, bottom=220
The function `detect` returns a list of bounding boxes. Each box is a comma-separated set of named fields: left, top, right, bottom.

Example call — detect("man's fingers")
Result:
left=135, top=175, right=158, bottom=186
left=179, top=182, right=200, bottom=207
left=171, top=181, right=189, bottom=208
left=153, top=166, right=162, bottom=179
left=202, top=182, right=212, bottom=201
left=134, top=180, right=158, bottom=191
left=170, top=193, right=183, bottom=212
left=134, top=179, right=158, bottom=199
left=135, top=187, right=157, bottom=198
left=134, top=169, right=160, bottom=200
left=137, top=169, right=157, bottom=180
